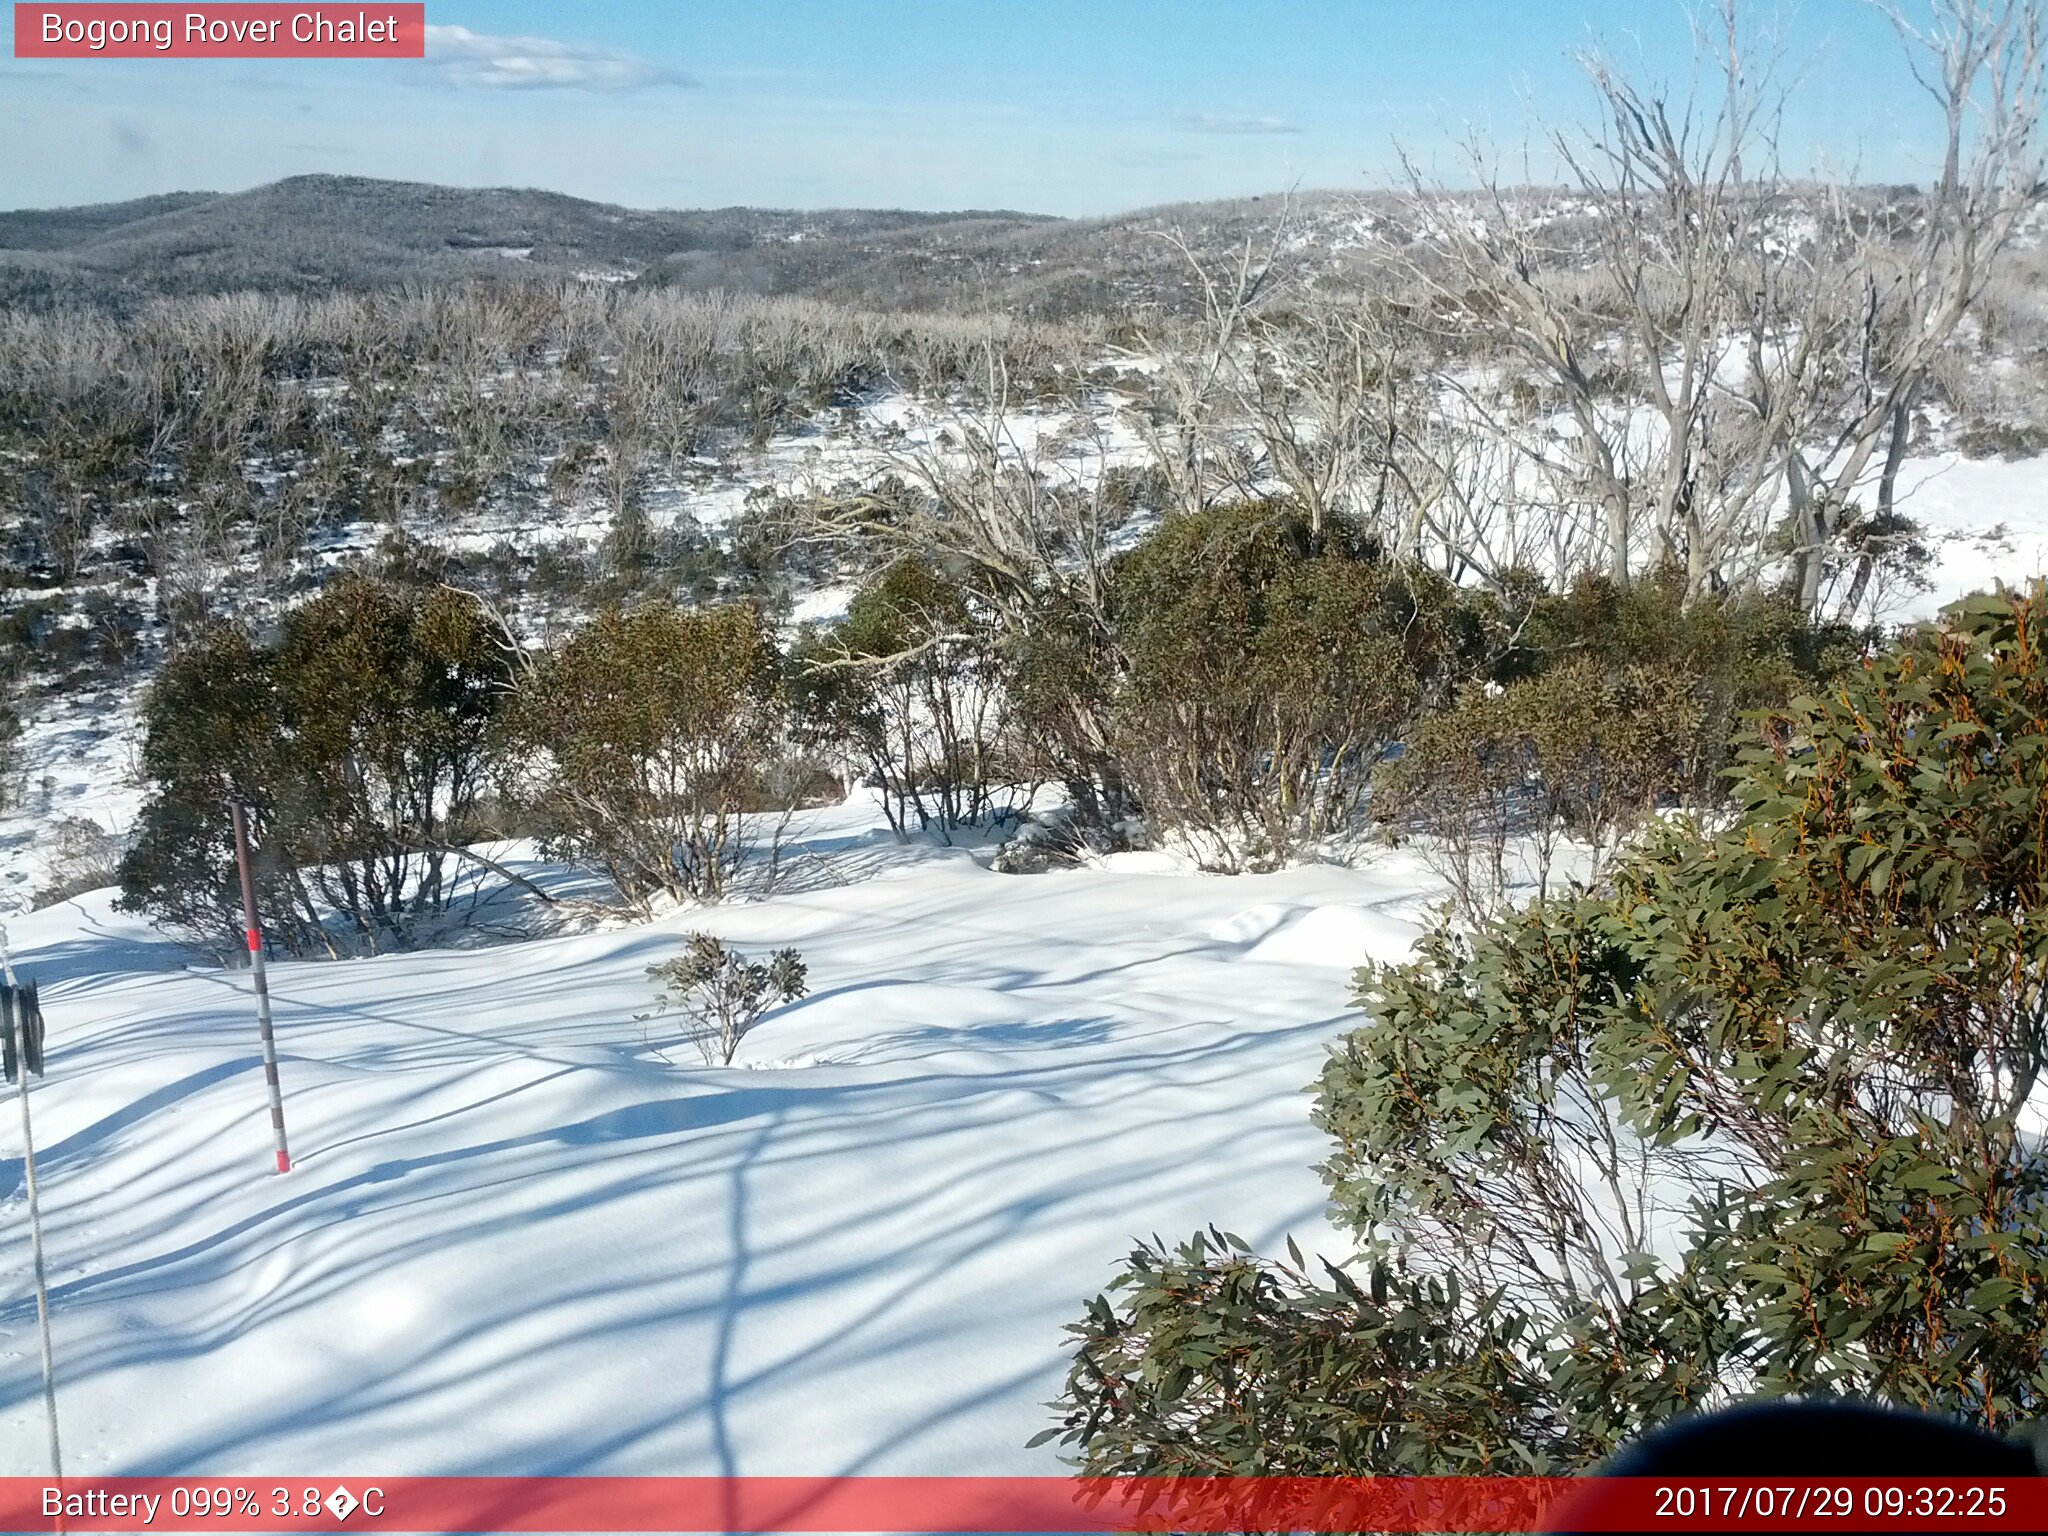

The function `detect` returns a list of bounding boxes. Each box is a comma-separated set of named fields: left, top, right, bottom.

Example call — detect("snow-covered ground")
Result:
left=0, top=689, right=143, bottom=912
left=0, top=799, right=1446, bottom=1476
left=2, top=387, right=2044, bottom=1478
left=1884, top=452, right=2048, bottom=623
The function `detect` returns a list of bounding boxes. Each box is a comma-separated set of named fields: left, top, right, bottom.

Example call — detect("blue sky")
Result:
left=1, top=2, right=1942, bottom=214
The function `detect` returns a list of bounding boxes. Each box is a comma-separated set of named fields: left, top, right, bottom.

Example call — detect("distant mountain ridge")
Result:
left=0, top=173, right=1378, bottom=317
left=0, top=174, right=1070, bottom=311
left=20, top=173, right=1886, bottom=319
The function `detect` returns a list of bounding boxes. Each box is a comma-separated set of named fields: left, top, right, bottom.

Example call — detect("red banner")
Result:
left=12, top=4, right=425, bottom=58
left=0, top=1476, right=2042, bottom=1532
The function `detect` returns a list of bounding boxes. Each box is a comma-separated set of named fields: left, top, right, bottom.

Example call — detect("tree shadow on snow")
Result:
left=0, top=1008, right=1349, bottom=1477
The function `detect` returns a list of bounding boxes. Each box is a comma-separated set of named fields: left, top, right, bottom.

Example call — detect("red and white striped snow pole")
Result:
left=230, top=799, right=293, bottom=1174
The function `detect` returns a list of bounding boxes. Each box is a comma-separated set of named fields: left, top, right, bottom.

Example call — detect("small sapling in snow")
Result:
left=640, top=932, right=808, bottom=1066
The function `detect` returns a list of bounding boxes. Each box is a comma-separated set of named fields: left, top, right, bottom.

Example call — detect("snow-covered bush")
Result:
left=640, top=932, right=808, bottom=1066
left=1047, top=584, right=2048, bottom=1473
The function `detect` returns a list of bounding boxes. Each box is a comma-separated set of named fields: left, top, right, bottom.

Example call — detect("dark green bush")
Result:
left=118, top=575, right=507, bottom=956
left=1378, top=569, right=1868, bottom=915
left=1047, top=584, right=2048, bottom=1472
left=503, top=601, right=785, bottom=903
left=0, top=696, right=21, bottom=815
left=1506, top=567, right=1865, bottom=773
left=1001, top=583, right=1135, bottom=834
left=1379, top=659, right=1709, bottom=917
left=1098, top=502, right=1465, bottom=868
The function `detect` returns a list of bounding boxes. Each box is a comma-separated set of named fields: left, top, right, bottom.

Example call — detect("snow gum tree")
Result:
left=797, top=346, right=1141, bottom=830
left=1397, top=0, right=2044, bottom=612
left=1045, top=583, right=2048, bottom=1475
left=790, top=556, right=1021, bottom=840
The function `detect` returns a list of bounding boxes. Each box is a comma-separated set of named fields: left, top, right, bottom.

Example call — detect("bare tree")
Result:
left=1395, top=0, right=2044, bottom=610
left=1826, top=0, right=2046, bottom=613
left=1230, top=300, right=1408, bottom=545
left=796, top=341, right=1140, bottom=822
left=1113, top=225, right=1290, bottom=522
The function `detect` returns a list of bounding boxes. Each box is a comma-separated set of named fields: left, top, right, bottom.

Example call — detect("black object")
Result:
left=1549, top=1400, right=2043, bottom=1535
left=2, top=980, right=45, bottom=1081
left=1597, top=1400, right=2038, bottom=1478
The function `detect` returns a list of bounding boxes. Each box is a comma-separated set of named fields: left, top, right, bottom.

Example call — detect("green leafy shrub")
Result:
left=1507, top=568, right=1864, bottom=778
left=1100, top=502, right=1464, bottom=869
left=1955, top=418, right=2048, bottom=461
left=639, top=932, right=808, bottom=1065
left=1047, top=584, right=2048, bottom=1472
left=0, top=695, right=19, bottom=814
left=1381, top=570, right=1865, bottom=917
left=118, top=576, right=507, bottom=956
left=503, top=602, right=786, bottom=904
left=1001, top=584, right=1136, bottom=836
left=1379, top=659, right=1707, bottom=917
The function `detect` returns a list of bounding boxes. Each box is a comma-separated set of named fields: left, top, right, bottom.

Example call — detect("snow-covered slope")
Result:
left=2, top=413, right=2042, bottom=1478
left=0, top=801, right=1444, bottom=1476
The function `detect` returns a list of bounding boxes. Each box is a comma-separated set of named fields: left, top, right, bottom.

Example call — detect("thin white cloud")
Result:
left=423, top=24, right=689, bottom=92
left=1172, top=111, right=1303, bottom=136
